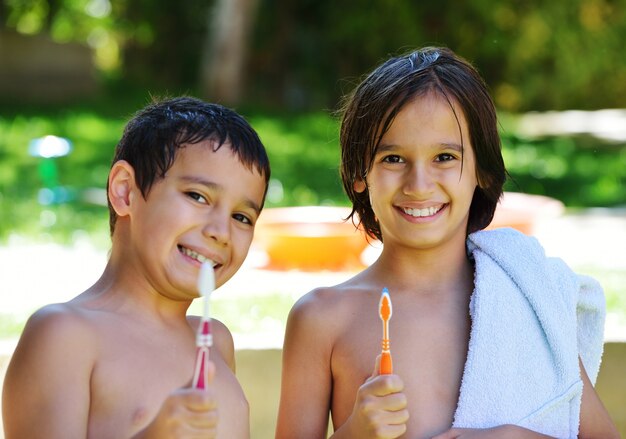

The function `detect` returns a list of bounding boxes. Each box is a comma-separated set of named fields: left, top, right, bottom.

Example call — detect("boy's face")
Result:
left=128, top=141, right=266, bottom=299
left=355, top=93, right=478, bottom=250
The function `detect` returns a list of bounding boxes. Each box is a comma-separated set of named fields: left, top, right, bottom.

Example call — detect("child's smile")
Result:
left=401, top=204, right=445, bottom=218
left=364, top=92, right=478, bottom=249
left=177, top=244, right=219, bottom=267
left=130, top=140, right=266, bottom=300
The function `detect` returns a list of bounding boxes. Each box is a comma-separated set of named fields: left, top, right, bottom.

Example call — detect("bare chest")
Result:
left=331, top=303, right=471, bottom=438
left=87, top=327, right=198, bottom=436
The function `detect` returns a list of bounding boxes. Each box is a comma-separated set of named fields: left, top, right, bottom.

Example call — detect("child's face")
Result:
left=356, top=93, right=478, bottom=249
left=129, top=141, right=266, bottom=298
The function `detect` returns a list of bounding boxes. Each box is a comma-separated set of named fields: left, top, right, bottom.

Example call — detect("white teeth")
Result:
left=403, top=205, right=442, bottom=217
left=179, top=246, right=216, bottom=266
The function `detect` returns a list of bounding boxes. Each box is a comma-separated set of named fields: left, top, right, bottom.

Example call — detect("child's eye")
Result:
left=435, top=153, right=456, bottom=162
left=382, top=154, right=404, bottom=164
left=186, top=191, right=208, bottom=204
left=233, top=213, right=253, bottom=225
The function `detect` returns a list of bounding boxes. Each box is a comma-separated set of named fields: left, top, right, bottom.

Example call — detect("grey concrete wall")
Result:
left=0, top=30, right=99, bottom=103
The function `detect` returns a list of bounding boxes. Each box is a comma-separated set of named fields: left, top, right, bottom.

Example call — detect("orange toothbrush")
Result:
left=379, top=287, right=393, bottom=375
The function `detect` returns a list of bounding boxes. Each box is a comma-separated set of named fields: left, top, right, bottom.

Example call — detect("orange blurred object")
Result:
left=488, top=192, right=564, bottom=235
left=252, top=206, right=368, bottom=271
left=252, top=193, right=563, bottom=271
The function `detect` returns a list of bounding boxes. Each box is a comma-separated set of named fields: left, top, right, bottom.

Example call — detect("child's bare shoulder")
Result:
left=11, top=302, right=99, bottom=371
left=7, top=302, right=97, bottom=391
left=287, top=275, right=372, bottom=340
left=187, top=315, right=236, bottom=369
left=20, top=302, right=97, bottom=349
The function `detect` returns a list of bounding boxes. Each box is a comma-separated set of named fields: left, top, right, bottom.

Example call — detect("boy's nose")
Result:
left=202, top=211, right=230, bottom=246
left=403, top=163, right=434, bottom=196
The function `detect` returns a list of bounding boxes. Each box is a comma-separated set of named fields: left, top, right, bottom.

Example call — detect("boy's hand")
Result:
left=338, top=355, right=409, bottom=439
left=133, top=361, right=218, bottom=439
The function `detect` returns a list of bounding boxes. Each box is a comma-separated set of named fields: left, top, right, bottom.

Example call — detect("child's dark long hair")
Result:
left=339, top=47, right=506, bottom=241
left=107, top=96, right=270, bottom=234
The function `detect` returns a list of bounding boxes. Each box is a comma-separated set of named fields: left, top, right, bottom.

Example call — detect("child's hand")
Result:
left=339, top=355, right=409, bottom=438
left=133, top=361, right=218, bottom=439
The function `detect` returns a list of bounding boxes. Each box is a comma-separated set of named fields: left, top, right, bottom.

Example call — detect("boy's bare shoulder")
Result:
left=7, top=302, right=97, bottom=394
left=13, top=302, right=97, bottom=364
left=187, top=315, right=232, bottom=343
left=187, top=315, right=236, bottom=369
left=21, top=302, right=96, bottom=343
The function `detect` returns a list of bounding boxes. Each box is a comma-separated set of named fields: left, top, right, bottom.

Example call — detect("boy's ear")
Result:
left=108, top=160, right=136, bottom=217
left=353, top=178, right=367, bottom=193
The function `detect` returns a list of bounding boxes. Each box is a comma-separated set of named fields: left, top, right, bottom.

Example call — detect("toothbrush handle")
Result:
left=380, top=350, right=393, bottom=375
left=192, top=345, right=210, bottom=389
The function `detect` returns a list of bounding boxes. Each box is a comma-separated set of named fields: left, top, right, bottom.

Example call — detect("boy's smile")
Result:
left=177, top=245, right=218, bottom=266
left=361, top=92, right=478, bottom=250
left=127, top=140, right=267, bottom=301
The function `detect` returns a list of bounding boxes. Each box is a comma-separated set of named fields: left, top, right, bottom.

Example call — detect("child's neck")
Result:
left=373, top=234, right=472, bottom=297
left=79, top=247, right=193, bottom=322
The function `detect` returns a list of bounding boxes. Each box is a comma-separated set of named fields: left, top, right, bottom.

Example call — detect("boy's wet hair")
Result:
left=107, top=96, right=271, bottom=234
left=339, top=46, right=506, bottom=241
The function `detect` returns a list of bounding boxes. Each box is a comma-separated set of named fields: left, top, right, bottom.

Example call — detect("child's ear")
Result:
left=108, top=160, right=136, bottom=217
left=353, top=178, right=367, bottom=193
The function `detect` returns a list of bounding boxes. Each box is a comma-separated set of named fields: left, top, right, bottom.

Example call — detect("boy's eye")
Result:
left=233, top=213, right=253, bottom=225
left=382, top=154, right=404, bottom=164
left=186, top=191, right=208, bottom=204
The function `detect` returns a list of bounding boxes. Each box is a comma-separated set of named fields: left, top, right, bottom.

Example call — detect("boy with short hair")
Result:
left=3, top=96, right=270, bottom=438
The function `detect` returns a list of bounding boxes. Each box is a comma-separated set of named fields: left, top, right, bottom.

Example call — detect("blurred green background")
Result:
left=2, top=3, right=626, bottom=436
left=0, top=0, right=625, bottom=334
left=1, top=0, right=625, bottom=243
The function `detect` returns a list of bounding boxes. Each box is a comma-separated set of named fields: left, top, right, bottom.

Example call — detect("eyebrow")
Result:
left=178, top=175, right=262, bottom=214
left=376, top=142, right=464, bottom=154
left=439, top=142, right=464, bottom=153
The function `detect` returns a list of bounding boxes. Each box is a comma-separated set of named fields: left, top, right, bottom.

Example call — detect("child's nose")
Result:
left=403, top=162, right=434, bottom=196
left=202, top=210, right=230, bottom=245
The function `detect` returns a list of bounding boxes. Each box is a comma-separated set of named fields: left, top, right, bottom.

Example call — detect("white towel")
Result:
left=452, top=227, right=606, bottom=438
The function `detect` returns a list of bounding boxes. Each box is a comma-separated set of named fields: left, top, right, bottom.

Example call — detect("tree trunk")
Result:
left=200, top=0, right=259, bottom=106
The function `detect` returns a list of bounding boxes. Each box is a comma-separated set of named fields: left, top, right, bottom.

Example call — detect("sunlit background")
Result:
left=1, top=0, right=625, bottom=436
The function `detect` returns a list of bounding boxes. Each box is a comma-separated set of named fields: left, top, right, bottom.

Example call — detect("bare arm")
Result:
left=578, top=357, right=620, bottom=439
left=212, top=318, right=237, bottom=372
left=275, top=293, right=334, bottom=439
left=2, top=305, right=93, bottom=439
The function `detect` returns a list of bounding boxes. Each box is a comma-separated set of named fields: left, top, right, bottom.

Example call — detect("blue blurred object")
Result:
left=28, top=135, right=72, bottom=158
left=29, top=135, right=74, bottom=204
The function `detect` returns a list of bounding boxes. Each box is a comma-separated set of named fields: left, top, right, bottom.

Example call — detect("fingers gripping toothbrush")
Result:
left=192, top=261, right=214, bottom=389
left=379, top=288, right=393, bottom=375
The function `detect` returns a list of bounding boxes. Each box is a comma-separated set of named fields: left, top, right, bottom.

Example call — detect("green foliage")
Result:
left=189, top=292, right=295, bottom=336
left=249, top=112, right=344, bottom=206
left=249, top=0, right=626, bottom=111
left=0, top=313, right=25, bottom=338
left=3, top=0, right=626, bottom=111
left=502, top=133, right=626, bottom=207
left=0, top=109, right=123, bottom=245
left=1, top=105, right=625, bottom=247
